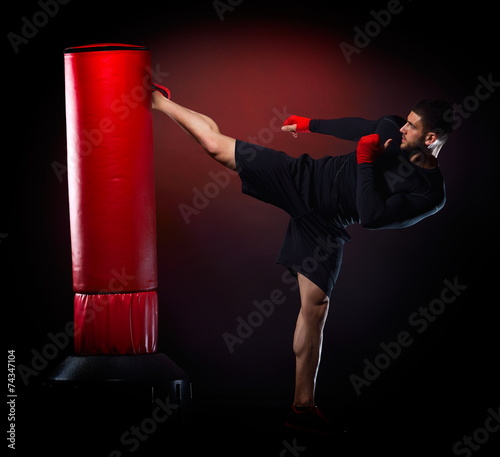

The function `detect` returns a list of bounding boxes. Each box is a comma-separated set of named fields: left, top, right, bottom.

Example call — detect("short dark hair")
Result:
left=412, top=99, right=454, bottom=136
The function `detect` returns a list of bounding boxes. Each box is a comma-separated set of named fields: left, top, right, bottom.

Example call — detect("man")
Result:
left=151, top=85, right=453, bottom=434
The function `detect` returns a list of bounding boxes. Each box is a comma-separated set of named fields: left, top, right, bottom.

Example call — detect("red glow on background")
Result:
left=144, top=18, right=451, bottom=377
left=150, top=18, right=443, bottom=227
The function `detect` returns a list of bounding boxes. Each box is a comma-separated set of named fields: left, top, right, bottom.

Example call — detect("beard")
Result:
left=401, top=135, right=428, bottom=155
left=401, top=137, right=423, bottom=151
left=400, top=136, right=431, bottom=165
left=401, top=136, right=433, bottom=166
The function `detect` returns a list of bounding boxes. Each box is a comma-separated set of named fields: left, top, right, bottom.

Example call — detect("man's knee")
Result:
left=203, top=134, right=236, bottom=169
left=299, top=289, right=329, bottom=327
left=302, top=300, right=329, bottom=323
left=298, top=274, right=328, bottom=305
left=200, top=131, right=222, bottom=154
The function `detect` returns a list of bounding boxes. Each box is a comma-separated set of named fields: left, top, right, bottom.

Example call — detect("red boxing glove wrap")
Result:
left=283, top=115, right=311, bottom=133
left=356, top=134, right=383, bottom=164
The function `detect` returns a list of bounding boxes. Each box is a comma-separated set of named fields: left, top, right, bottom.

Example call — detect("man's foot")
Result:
left=151, top=84, right=171, bottom=110
left=284, top=405, right=347, bottom=436
left=151, top=83, right=171, bottom=99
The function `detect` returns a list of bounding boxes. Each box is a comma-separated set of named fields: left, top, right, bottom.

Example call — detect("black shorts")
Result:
left=235, top=140, right=350, bottom=299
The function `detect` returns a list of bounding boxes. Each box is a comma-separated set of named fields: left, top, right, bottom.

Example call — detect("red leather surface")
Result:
left=65, top=46, right=157, bottom=292
left=74, top=292, right=158, bottom=354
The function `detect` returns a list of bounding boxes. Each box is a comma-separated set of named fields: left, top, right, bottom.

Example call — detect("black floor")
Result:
left=17, top=380, right=499, bottom=457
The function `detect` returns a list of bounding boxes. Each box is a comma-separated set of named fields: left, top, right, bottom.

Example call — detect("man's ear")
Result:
left=425, top=131, right=438, bottom=146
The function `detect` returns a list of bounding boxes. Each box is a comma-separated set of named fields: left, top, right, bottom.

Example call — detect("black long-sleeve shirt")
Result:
left=235, top=115, right=446, bottom=297
left=309, top=116, right=446, bottom=229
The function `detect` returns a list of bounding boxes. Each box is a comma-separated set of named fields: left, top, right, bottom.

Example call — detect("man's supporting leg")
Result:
left=152, top=90, right=237, bottom=169
left=293, top=273, right=329, bottom=407
left=286, top=273, right=345, bottom=434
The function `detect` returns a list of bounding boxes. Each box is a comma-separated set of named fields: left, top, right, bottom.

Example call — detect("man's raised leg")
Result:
left=152, top=90, right=237, bottom=170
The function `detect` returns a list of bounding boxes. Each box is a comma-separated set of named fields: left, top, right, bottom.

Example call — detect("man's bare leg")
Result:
left=153, top=89, right=341, bottom=432
left=285, top=274, right=344, bottom=434
left=152, top=90, right=236, bottom=170
left=293, top=273, right=330, bottom=407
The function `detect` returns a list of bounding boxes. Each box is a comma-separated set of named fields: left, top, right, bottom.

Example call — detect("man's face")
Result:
left=400, top=111, right=427, bottom=151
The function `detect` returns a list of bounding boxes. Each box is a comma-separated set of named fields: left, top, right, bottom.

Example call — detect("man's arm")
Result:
left=356, top=135, right=443, bottom=229
left=357, top=167, right=443, bottom=229
left=282, top=115, right=380, bottom=140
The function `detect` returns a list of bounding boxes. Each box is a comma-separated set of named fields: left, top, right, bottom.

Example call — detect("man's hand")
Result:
left=282, top=115, right=311, bottom=135
left=356, top=133, right=391, bottom=164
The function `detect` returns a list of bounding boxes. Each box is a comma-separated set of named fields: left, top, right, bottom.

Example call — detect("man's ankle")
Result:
left=292, top=403, right=314, bottom=411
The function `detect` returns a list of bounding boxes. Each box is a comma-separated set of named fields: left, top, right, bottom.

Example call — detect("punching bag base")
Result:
left=45, top=353, right=192, bottom=425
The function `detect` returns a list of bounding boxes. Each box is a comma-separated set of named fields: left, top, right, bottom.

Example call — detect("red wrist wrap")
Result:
left=283, top=115, right=311, bottom=133
left=356, top=134, right=382, bottom=164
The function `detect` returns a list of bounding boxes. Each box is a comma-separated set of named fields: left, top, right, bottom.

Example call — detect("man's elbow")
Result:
left=359, top=213, right=408, bottom=229
left=359, top=216, right=385, bottom=229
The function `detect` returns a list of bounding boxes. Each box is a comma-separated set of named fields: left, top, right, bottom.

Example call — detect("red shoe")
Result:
left=151, top=83, right=171, bottom=100
left=284, top=405, right=347, bottom=435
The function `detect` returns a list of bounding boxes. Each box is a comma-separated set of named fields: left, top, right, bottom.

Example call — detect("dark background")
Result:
left=4, top=0, right=499, bottom=455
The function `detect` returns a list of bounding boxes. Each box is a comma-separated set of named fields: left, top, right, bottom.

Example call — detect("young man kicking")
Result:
left=151, top=85, right=453, bottom=434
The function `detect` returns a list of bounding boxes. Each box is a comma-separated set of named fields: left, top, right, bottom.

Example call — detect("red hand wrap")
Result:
left=283, top=115, right=311, bottom=133
left=356, top=134, right=383, bottom=164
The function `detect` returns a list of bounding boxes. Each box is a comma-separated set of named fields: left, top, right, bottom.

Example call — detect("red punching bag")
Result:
left=64, top=43, right=158, bottom=354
